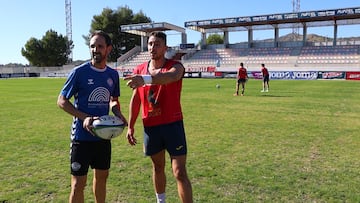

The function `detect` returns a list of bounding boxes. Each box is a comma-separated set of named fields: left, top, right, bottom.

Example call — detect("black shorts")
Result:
left=237, top=78, right=247, bottom=83
left=263, top=75, right=270, bottom=82
left=144, top=120, right=187, bottom=156
left=70, top=140, right=111, bottom=176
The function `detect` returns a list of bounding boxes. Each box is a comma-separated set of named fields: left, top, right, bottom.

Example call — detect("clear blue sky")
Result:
left=1, top=0, right=359, bottom=65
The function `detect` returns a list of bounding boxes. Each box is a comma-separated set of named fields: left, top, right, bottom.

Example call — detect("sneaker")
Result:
left=265, top=89, right=269, bottom=92
left=233, top=93, right=238, bottom=96
left=240, top=94, right=244, bottom=96
left=261, top=90, right=265, bottom=92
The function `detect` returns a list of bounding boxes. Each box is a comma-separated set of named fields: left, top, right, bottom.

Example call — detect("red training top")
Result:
left=261, top=67, right=269, bottom=76
left=133, top=59, right=183, bottom=127
left=237, top=67, right=247, bottom=79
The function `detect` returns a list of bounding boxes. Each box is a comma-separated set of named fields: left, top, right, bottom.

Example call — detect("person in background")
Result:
left=57, top=30, right=127, bottom=203
left=124, top=31, right=193, bottom=203
left=261, top=63, right=270, bottom=92
left=234, top=62, right=248, bottom=96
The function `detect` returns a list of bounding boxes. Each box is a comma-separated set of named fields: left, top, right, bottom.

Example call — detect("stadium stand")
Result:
left=125, top=51, right=150, bottom=66
left=117, top=44, right=360, bottom=72
left=3, top=7, right=360, bottom=78
left=297, top=45, right=359, bottom=64
left=245, top=47, right=291, bottom=64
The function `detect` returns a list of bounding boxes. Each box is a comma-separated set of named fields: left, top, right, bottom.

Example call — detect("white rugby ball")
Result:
left=92, top=115, right=125, bottom=140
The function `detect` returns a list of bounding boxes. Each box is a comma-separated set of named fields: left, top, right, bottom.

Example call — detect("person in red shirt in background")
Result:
left=234, top=62, right=248, bottom=96
left=124, top=31, right=193, bottom=203
left=261, top=63, right=270, bottom=92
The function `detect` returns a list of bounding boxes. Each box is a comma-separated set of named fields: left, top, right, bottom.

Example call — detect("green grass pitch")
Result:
left=0, top=78, right=359, bottom=202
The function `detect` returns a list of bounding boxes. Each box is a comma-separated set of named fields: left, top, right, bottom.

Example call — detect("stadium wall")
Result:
left=1, top=64, right=359, bottom=80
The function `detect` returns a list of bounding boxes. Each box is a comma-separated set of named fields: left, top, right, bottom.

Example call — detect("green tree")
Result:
left=84, top=6, right=151, bottom=62
left=207, top=34, right=224, bottom=44
left=21, top=37, right=44, bottom=66
left=21, top=30, right=72, bottom=66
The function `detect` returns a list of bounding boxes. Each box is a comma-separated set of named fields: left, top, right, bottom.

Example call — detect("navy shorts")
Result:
left=70, top=140, right=111, bottom=176
left=263, top=75, right=270, bottom=82
left=237, top=78, right=247, bottom=83
left=144, top=120, right=187, bottom=156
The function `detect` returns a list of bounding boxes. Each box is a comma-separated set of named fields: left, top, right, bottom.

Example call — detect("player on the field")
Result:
left=234, top=62, right=248, bottom=96
left=261, top=63, right=270, bottom=92
left=124, top=31, right=193, bottom=203
left=57, top=30, right=127, bottom=203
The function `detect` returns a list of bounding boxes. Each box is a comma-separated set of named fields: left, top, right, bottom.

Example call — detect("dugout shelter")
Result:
left=120, top=22, right=187, bottom=52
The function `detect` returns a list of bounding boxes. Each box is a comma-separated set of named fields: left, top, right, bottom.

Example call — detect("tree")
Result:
left=207, top=34, right=224, bottom=45
left=21, top=30, right=73, bottom=66
left=21, top=38, right=44, bottom=66
left=84, top=6, right=151, bottom=62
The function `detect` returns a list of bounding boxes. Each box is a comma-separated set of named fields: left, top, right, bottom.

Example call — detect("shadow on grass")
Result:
left=257, top=94, right=292, bottom=97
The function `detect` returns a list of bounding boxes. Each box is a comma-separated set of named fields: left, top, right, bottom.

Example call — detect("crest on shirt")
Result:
left=107, top=78, right=113, bottom=87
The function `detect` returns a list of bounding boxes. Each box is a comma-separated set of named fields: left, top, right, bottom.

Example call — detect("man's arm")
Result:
left=126, top=90, right=141, bottom=145
left=151, top=63, right=184, bottom=84
left=57, top=95, right=88, bottom=120
left=57, top=94, right=93, bottom=132
left=110, top=96, right=128, bottom=126
left=124, top=63, right=184, bottom=88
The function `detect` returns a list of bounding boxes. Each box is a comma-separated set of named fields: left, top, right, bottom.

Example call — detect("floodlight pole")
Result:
left=65, top=0, right=73, bottom=62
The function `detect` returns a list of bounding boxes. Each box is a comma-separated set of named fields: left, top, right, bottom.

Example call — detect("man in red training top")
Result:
left=124, top=31, right=193, bottom=203
left=261, top=63, right=270, bottom=92
left=234, top=62, right=248, bottom=96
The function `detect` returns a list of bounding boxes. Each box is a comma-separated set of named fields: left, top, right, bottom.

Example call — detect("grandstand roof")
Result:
left=184, top=7, right=360, bottom=33
left=120, top=22, right=186, bottom=36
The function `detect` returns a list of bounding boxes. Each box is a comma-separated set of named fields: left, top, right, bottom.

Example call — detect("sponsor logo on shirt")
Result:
left=88, top=87, right=110, bottom=108
left=88, top=79, right=94, bottom=85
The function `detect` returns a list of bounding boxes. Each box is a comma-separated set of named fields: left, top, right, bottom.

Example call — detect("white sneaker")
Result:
left=261, top=90, right=265, bottom=92
left=265, top=89, right=269, bottom=92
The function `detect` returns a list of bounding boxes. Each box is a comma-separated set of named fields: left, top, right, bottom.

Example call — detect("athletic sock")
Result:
left=156, top=193, right=166, bottom=203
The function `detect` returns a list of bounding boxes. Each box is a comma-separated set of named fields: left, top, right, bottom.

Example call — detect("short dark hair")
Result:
left=261, top=63, right=265, bottom=67
left=148, top=31, right=167, bottom=45
left=240, top=62, right=244, bottom=66
left=90, top=30, right=112, bottom=46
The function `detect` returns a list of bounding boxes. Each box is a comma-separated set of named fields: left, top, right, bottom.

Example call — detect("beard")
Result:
left=150, top=52, right=162, bottom=60
left=92, top=52, right=104, bottom=64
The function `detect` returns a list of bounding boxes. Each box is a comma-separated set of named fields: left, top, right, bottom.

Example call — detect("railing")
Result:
left=116, top=46, right=141, bottom=64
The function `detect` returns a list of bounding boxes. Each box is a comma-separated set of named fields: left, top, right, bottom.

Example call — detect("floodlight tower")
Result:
left=65, top=0, right=73, bottom=61
left=292, top=0, right=301, bottom=39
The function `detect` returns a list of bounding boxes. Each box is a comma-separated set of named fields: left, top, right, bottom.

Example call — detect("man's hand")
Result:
left=83, top=116, right=98, bottom=135
left=124, top=75, right=145, bottom=89
left=126, top=128, right=137, bottom=145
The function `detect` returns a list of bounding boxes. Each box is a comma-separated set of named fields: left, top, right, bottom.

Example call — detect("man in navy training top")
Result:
left=57, top=30, right=127, bottom=203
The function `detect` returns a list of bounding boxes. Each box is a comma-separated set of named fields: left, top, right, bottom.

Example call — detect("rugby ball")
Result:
left=92, top=115, right=125, bottom=140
